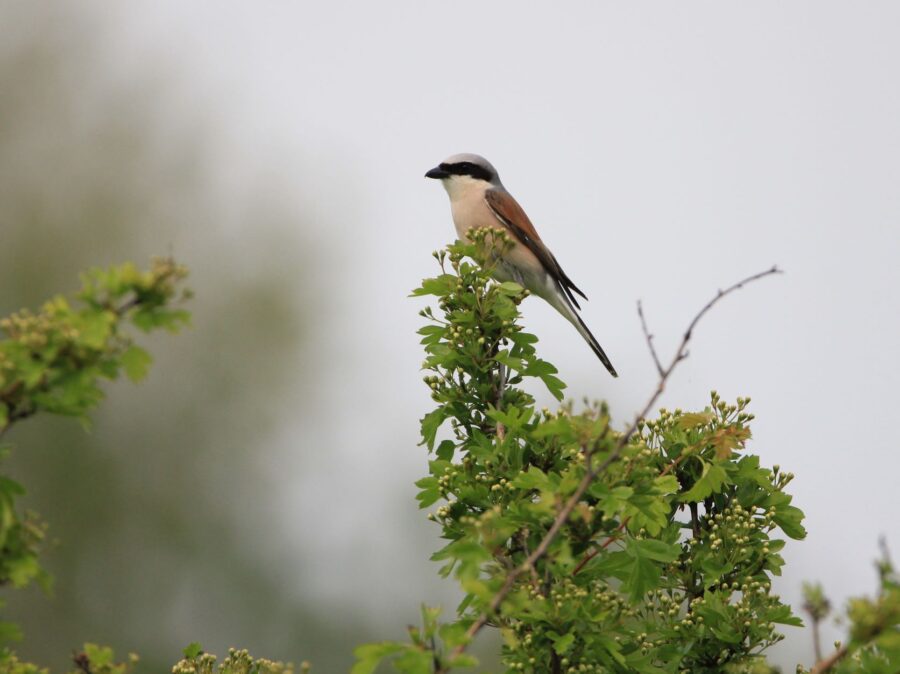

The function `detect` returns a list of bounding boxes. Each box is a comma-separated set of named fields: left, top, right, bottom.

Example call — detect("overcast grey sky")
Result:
left=25, top=1, right=900, bottom=667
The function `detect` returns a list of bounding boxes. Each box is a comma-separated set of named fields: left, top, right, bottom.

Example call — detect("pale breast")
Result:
left=449, top=196, right=544, bottom=282
left=450, top=196, right=498, bottom=242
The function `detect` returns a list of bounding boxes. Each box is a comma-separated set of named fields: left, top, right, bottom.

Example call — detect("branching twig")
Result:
left=435, top=265, right=781, bottom=672
left=638, top=300, right=664, bottom=377
left=810, top=644, right=848, bottom=674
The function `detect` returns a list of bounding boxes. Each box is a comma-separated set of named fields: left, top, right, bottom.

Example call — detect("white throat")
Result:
left=441, top=175, right=491, bottom=203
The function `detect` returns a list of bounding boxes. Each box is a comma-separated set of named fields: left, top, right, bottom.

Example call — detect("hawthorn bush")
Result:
left=354, top=232, right=900, bottom=674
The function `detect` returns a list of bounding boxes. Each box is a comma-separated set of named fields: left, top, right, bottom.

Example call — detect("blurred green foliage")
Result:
left=0, top=259, right=182, bottom=669
left=0, top=264, right=313, bottom=674
left=0, top=259, right=189, bottom=641
left=0, top=3, right=355, bottom=671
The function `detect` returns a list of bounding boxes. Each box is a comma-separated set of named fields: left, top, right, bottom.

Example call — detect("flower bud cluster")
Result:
left=698, top=502, right=772, bottom=553
left=173, top=648, right=298, bottom=674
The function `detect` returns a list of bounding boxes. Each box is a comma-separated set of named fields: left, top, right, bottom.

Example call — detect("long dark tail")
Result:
left=550, top=283, right=618, bottom=377
left=573, top=309, right=618, bottom=377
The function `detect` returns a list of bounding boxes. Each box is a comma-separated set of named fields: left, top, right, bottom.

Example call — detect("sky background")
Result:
left=3, top=1, right=900, bottom=671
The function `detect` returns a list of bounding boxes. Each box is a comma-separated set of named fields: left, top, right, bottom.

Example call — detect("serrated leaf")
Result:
left=679, top=461, right=730, bottom=502
left=411, top=274, right=459, bottom=297
left=654, top=474, right=679, bottom=494
left=435, top=440, right=455, bottom=461
left=414, top=477, right=441, bottom=509
left=677, top=411, right=714, bottom=430
left=624, top=493, right=670, bottom=536
left=773, top=504, right=807, bottom=540
left=494, top=350, right=525, bottom=371
left=709, top=425, right=752, bottom=459
left=420, top=407, right=448, bottom=450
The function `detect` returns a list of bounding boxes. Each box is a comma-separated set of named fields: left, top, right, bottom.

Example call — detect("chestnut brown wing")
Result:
left=484, top=187, right=588, bottom=308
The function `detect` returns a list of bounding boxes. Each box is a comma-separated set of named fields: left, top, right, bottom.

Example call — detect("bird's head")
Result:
left=425, top=153, right=501, bottom=197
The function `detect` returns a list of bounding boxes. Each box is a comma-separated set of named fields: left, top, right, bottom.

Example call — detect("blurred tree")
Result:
left=0, top=2, right=365, bottom=671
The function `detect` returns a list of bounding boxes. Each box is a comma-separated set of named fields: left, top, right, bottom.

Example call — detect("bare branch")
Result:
left=437, top=265, right=782, bottom=672
left=638, top=300, right=664, bottom=377
left=812, top=617, right=824, bottom=663
left=810, top=644, right=848, bottom=674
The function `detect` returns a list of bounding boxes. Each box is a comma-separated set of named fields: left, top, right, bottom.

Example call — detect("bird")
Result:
left=425, top=153, right=617, bottom=377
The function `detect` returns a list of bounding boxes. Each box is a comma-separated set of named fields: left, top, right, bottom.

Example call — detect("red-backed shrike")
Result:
left=425, top=153, right=617, bottom=377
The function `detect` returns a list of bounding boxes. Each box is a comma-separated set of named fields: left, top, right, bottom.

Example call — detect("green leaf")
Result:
left=77, top=310, right=115, bottom=349
left=435, top=440, right=455, bottom=461
left=625, top=554, right=661, bottom=601
left=183, top=642, right=203, bottom=658
left=773, top=504, right=807, bottom=540
left=420, top=407, right=448, bottom=450
left=654, top=474, right=679, bottom=494
left=699, top=554, right=732, bottom=584
left=352, top=642, right=407, bottom=674
left=494, top=350, right=525, bottom=372
left=624, top=492, right=671, bottom=536
left=438, top=621, right=470, bottom=648
left=83, top=644, right=115, bottom=667
left=486, top=405, right=533, bottom=432
left=512, top=467, right=551, bottom=491
left=7, top=555, right=40, bottom=588
left=679, top=461, right=730, bottom=502
left=121, top=345, right=153, bottom=382
left=631, top=538, right=680, bottom=563
left=414, top=477, right=441, bottom=509
left=677, top=411, right=714, bottom=430
left=497, top=281, right=525, bottom=296
left=411, top=274, right=458, bottom=297
left=549, top=631, right=575, bottom=655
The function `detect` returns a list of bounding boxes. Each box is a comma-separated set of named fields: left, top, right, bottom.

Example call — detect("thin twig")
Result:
left=812, top=615, right=823, bottom=663
left=638, top=300, right=664, bottom=377
left=810, top=644, right=848, bottom=674
left=435, top=265, right=781, bottom=672
left=496, top=362, right=507, bottom=441
left=519, top=529, right=541, bottom=588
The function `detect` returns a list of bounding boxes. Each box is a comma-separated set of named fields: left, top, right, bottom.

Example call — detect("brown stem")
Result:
left=689, top=502, right=701, bottom=540
left=810, top=644, right=848, bottom=674
left=550, top=650, right=562, bottom=674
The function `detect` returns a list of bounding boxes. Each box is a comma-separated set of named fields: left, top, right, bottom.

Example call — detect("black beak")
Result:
left=425, top=166, right=448, bottom=179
